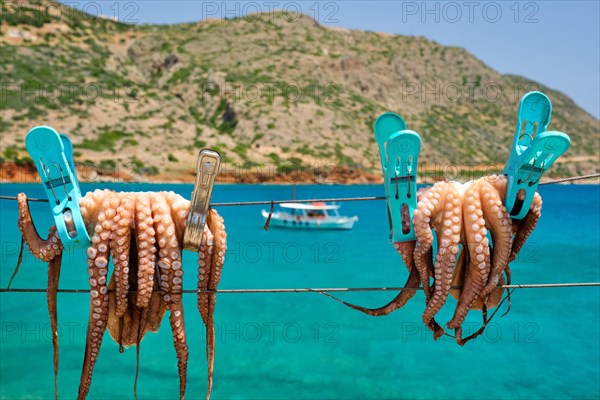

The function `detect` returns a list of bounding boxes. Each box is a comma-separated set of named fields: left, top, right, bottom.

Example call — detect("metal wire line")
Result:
left=0, top=173, right=598, bottom=207
left=538, top=173, right=600, bottom=185
left=0, top=194, right=387, bottom=205
left=0, top=282, right=599, bottom=294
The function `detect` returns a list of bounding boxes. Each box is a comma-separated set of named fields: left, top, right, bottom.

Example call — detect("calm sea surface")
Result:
left=1, top=183, right=599, bottom=399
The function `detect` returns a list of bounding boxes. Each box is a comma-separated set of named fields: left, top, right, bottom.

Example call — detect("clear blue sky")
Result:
left=62, top=1, right=600, bottom=118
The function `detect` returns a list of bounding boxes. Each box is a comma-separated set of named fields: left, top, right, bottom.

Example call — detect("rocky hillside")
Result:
left=1, top=0, right=598, bottom=182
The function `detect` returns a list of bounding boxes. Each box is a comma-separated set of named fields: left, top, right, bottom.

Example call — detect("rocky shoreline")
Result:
left=2, top=162, right=596, bottom=185
left=0, top=161, right=382, bottom=184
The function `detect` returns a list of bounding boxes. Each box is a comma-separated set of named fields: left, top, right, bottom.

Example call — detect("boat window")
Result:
left=306, top=210, right=326, bottom=218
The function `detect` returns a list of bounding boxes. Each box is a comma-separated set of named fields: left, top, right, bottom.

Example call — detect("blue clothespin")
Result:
left=25, top=126, right=90, bottom=248
left=503, top=92, right=570, bottom=219
left=374, top=112, right=421, bottom=242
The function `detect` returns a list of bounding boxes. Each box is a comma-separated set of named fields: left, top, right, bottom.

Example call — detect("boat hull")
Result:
left=261, top=210, right=357, bottom=230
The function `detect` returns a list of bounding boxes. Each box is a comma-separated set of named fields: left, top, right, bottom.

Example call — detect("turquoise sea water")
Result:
left=0, top=183, right=598, bottom=400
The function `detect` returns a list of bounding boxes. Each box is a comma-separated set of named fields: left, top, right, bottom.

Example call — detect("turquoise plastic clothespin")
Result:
left=374, top=112, right=421, bottom=242
left=503, top=92, right=570, bottom=219
left=25, top=126, right=90, bottom=249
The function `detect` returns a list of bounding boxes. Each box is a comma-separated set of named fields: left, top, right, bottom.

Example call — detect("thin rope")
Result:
left=0, top=282, right=598, bottom=294
left=0, top=173, right=597, bottom=207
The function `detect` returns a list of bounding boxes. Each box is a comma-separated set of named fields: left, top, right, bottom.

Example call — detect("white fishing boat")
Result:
left=261, top=202, right=358, bottom=230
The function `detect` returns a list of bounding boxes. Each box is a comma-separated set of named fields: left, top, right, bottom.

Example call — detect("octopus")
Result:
left=15, top=189, right=227, bottom=400
left=329, top=174, right=542, bottom=345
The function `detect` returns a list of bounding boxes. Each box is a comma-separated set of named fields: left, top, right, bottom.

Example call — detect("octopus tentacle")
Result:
left=413, top=182, right=448, bottom=301
left=197, top=226, right=215, bottom=324
left=448, top=180, right=490, bottom=331
left=134, top=304, right=150, bottom=399
left=6, top=237, right=25, bottom=290
left=480, top=180, right=513, bottom=298
left=106, top=274, right=126, bottom=351
left=510, top=192, right=542, bottom=262
left=151, top=193, right=188, bottom=400
left=17, top=193, right=63, bottom=261
left=200, top=209, right=227, bottom=400
left=16, top=193, right=63, bottom=399
left=164, top=187, right=191, bottom=383
left=450, top=246, right=468, bottom=302
left=317, top=241, right=420, bottom=316
left=322, top=200, right=422, bottom=316
left=457, top=272, right=510, bottom=346
left=168, top=305, right=188, bottom=400
left=78, top=194, right=119, bottom=399
left=165, top=190, right=193, bottom=383
left=486, top=268, right=506, bottom=311
left=48, top=253, right=63, bottom=400
left=197, top=225, right=216, bottom=400
left=134, top=193, right=157, bottom=308
left=499, top=267, right=512, bottom=316
left=110, top=193, right=134, bottom=318
left=420, top=183, right=462, bottom=339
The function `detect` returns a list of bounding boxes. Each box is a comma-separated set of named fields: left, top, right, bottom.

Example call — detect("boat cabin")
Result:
left=280, top=202, right=341, bottom=219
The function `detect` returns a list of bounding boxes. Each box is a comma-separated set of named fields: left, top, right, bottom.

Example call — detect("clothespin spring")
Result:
left=40, top=159, right=60, bottom=205
left=58, top=166, right=71, bottom=201
left=518, top=159, right=545, bottom=187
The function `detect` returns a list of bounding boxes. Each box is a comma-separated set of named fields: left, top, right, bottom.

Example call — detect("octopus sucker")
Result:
left=16, top=190, right=227, bottom=399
